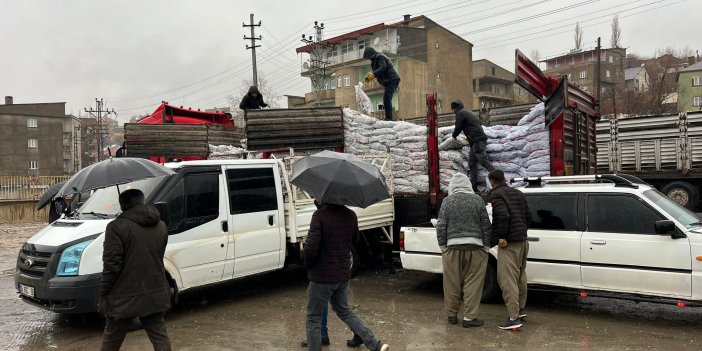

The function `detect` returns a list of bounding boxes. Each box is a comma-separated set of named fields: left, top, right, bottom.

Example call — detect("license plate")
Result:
left=19, top=284, right=34, bottom=298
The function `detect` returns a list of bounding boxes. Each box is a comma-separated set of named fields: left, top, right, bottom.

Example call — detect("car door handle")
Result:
left=528, top=237, right=540, bottom=242
left=222, top=220, right=228, bottom=232
left=268, top=215, right=274, bottom=226
left=590, top=240, right=607, bottom=245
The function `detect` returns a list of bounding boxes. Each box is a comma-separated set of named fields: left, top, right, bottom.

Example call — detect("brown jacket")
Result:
left=100, top=204, right=171, bottom=320
left=303, top=203, right=358, bottom=283
left=490, top=184, right=532, bottom=244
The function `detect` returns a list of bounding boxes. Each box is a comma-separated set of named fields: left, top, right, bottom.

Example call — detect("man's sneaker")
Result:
left=378, top=344, right=390, bottom=351
left=498, top=317, right=523, bottom=330
left=518, top=309, right=527, bottom=319
left=347, top=334, right=363, bottom=348
left=447, top=315, right=458, bottom=325
left=462, top=319, right=484, bottom=328
left=300, top=337, right=330, bottom=347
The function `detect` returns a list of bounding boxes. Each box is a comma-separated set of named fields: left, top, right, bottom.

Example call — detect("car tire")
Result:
left=481, top=261, right=501, bottom=303
left=168, top=277, right=179, bottom=307
left=662, top=181, right=699, bottom=210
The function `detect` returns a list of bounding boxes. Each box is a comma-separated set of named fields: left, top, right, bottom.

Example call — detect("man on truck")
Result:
left=451, top=100, right=495, bottom=191
left=363, top=47, right=401, bottom=121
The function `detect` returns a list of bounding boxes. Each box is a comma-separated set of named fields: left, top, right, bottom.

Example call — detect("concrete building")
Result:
left=624, top=66, right=650, bottom=92
left=64, top=114, right=82, bottom=174
left=678, top=61, right=702, bottom=113
left=0, top=96, right=74, bottom=176
left=472, top=59, right=535, bottom=109
left=541, top=47, right=627, bottom=97
left=293, top=15, right=474, bottom=119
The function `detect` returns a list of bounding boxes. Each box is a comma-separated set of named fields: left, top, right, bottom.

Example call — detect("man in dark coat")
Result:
left=488, top=170, right=531, bottom=331
left=363, top=47, right=401, bottom=121
left=304, top=200, right=389, bottom=351
left=239, top=85, right=268, bottom=110
left=100, top=189, right=172, bottom=351
left=451, top=100, right=495, bottom=191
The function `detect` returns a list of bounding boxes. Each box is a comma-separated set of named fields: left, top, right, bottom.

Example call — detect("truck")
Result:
left=15, top=155, right=394, bottom=314
left=596, top=111, right=702, bottom=210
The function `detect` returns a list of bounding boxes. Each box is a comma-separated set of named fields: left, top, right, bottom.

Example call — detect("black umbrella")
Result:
left=291, top=151, right=390, bottom=208
left=57, top=157, right=175, bottom=197
left=36, top=181, right=67, bottom=210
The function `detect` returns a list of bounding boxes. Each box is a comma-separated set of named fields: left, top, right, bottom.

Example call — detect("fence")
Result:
left=0, top=176, right=69, bottom=201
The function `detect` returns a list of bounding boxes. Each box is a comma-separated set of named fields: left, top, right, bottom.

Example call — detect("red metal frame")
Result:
left=426, top=93, right=440, bottom=208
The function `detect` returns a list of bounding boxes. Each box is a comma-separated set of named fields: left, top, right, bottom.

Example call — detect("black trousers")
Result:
left=101, top=312, right=172, bottom=351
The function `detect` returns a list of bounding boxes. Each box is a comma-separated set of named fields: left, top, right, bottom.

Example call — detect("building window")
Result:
left=341, top=42, right=354, bottom=57
left=694, top=96, right=701, bottom=107
left=491, top=67, right=496, bottom=75
left=693, top=76, right=701, bottom=87
left=357, top=39, right=370, bottom=54
left=326, top=47, right=336, bottom=60
left=343, top=75, right=350, bottom=87
left=337, top=77, right=342, bottom=88
left=28, top=139, right=38, bottom=148
left=580, top=71, right=587, bottom=79
left=27, top=117, right=37, bottom=128
left=29, top=161, right=38, bottom=170
left=609, top=55, right=614, bottom=63
left=606, top=70, right=611, bottom=78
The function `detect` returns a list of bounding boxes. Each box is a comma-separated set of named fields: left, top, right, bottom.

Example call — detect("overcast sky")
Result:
left=0, top=0, right=698, bottom=121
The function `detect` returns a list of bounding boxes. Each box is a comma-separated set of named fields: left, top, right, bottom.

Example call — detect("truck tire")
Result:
left=481, top=260, right=501, bottom=303
left=662, top=181, right=699, bottom=210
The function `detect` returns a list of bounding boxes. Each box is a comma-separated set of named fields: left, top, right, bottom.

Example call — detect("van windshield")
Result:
left=77, top=176, right=167, bottom=218
left=642, top=189, right=702, bottom=228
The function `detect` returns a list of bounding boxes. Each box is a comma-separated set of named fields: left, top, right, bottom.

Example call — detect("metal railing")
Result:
left=0, top=176, right=69, bottom=201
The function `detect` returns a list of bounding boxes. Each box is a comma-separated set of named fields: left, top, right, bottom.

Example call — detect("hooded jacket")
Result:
left=451, top=100, right=487, bottom=144
left=490, top=183, right=531, bottom=244
left=363, top=47, right=401, bottom=87
left=436, top=173, right=492, bottom=251
left=239, top=86, right=268, bottom=110
left=303, top=203, right=359, bottom=283
left=100, top=204, right=171, bottom=320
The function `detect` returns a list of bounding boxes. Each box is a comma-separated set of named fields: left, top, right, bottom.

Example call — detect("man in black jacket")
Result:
left=451, top=100, right=495, bottom=191
left=100, top=189, right=172, bottom=351
left=488, top=170, right=531, bottom=331
left=239, top=86, right=268, bottom=110
left=363, top=47, right=400, bottom=121
left=304, top=200, right=389, bottom=351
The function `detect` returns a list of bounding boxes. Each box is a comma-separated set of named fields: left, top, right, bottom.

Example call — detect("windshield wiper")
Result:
left=686, top=221, right=702, bottom=227
left=82, top=211, right=110, bottom=219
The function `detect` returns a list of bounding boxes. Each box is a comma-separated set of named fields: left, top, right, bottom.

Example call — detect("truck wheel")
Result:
left=481, top=260, right=501, bottom=303
left=662, top=181, right=699, bottom=210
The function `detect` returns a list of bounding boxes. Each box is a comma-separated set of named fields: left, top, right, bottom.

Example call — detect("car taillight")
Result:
left=399, top=231, right=405, bottom=251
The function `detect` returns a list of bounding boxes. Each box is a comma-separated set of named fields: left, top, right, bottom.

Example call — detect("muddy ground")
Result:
left=2, top=223, right=702, bottom=351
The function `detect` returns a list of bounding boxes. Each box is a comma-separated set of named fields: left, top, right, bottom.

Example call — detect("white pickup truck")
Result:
left=15, top=156, right=394, bottom=314
left=400, top=174, right=702, bottom=306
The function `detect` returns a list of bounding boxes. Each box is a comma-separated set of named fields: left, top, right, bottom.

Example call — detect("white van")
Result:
left=15, top=157, right=394, bottom=314
left=400, top=174, right=702, bottom=306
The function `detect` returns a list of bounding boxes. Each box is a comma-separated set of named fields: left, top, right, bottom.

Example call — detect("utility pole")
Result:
left=84, top=98, right=116, bottom=162
left=243, top=13, right=262, bottom=87
left=595, top=37, right=602, bottom=115
left=302, top=21, right=333, bottom=106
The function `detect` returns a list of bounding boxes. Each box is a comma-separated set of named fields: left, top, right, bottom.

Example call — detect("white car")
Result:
left=400, top=174, right=702, bottom=306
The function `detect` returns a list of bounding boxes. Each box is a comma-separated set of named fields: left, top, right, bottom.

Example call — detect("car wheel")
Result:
left=662, top=181, right=699, bottom=210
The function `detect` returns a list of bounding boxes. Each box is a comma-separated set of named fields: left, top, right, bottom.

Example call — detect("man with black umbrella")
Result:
left=303, top=197, right=389, bottom=351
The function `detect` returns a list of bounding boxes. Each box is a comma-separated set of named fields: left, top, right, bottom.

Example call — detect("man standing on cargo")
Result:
left=303, top=199, right=389, bottom=351
left=99, top=189, right=172, bottom=351
left=436, top=173, right=492, bottom=328
left=451, top=100, right=495, bottom=191
left=488, top=170, right=531, bottom=330
left=239, top=85, right=268, bottom=110
left=363, top=47, right=400, bottom=121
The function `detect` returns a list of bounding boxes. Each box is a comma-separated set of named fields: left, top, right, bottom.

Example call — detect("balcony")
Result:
left=301, top=46, right=398, bottom=74
left=304, top=89, right=336, bottom=104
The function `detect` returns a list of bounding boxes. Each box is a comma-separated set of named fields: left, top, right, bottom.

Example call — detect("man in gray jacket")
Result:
left=436, top=173, right=492, bottom=328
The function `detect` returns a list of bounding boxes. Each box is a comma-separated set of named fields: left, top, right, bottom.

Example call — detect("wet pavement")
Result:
left=2, top=224, right=702, bottom=350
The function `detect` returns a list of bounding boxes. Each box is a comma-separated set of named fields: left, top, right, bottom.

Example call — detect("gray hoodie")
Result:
left=436, top=173, right=491, bottom=251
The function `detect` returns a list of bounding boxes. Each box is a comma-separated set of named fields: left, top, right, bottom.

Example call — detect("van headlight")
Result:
left=56, top=240, right=94, bottom=277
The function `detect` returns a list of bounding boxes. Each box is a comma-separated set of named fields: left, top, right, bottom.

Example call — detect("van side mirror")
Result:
left=154, top=202, right=169, bottom=226
left=655, top=220, right=685, bottom=239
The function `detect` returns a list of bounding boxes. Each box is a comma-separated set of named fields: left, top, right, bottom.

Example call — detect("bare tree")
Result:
left=530, top=49, right=541, bottom=63
left=610, top=15, right=622, bottom=48
left=226, top=74, right=282, bottom=127
left=574, top=22, right=583, bottom=50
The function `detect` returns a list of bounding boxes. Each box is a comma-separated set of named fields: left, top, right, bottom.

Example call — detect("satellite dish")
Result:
left=373, top=37, right=380, bottom=46
left=303, top=62, right=310, bottom=69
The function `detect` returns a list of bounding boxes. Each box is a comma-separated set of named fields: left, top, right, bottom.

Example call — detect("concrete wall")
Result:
left=425, top=22, right=473, bottom=111
left=0, top=200, right=49, bottom=224
left=0, top=102, right=66, bottom=176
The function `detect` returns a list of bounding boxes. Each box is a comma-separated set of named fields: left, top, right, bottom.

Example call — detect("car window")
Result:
left=226, top=168, right=278, bottom=215
left=159, top=173, right=220, bottom=234
left=526, top=194, right=577, bottom=230
left=587, top=194, right=663, bottom=234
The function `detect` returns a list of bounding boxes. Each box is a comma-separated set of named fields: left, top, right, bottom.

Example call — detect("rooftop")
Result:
left=624, top=66, right=644, bottom=81
left=680, top=60, right=702, bottom=72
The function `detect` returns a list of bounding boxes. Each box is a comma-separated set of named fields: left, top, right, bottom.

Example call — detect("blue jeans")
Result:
left=306, top=281, right=380, bottom=351
left=320, top=304, right=328, bottom=339
left=383, top=80, right=399, bottom=120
